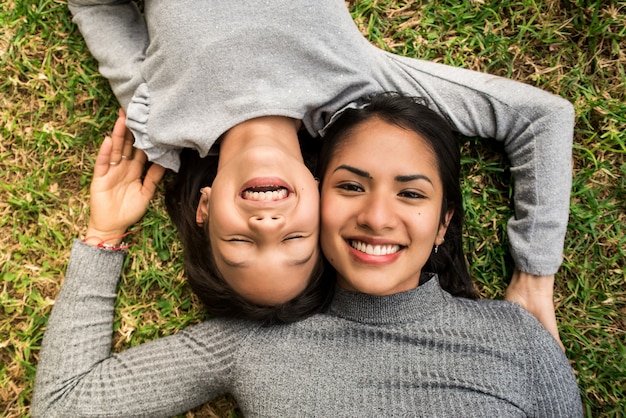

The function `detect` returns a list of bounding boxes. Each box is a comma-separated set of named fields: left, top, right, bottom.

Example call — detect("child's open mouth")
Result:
left=242, top=185, right=289, bottom=201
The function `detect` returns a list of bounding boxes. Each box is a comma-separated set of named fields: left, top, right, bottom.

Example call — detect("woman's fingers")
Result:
left=143, top=162, right=166, bottom=197
left=132, top=147, right=147, bottom=166
left=122, top=119, right=135, bottom=160
left=131, top=150, right=165, bottom=195
left=93, top=136, right=114, bottom=178
left=115, top=108, right=135, bottom=161
left=94, top=112, right=160, bottom=197
left=109, top=110, right=129, bottom=164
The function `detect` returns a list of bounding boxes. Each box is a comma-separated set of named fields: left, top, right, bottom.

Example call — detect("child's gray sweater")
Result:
left=67, top=0, right=575, bottom=275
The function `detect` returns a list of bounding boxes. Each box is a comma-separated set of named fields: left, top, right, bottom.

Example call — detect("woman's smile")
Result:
left=346, top=238, right=403, bottom=265
left=320, top=117, right=449, bottom=296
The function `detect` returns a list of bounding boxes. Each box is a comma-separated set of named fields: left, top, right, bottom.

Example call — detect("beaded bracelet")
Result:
left=82, top=231, right=135, bottom=251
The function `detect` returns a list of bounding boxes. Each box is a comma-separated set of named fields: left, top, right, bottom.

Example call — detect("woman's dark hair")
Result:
left=317, top=92, right=477, bottom=299
left=165, top=142, right=334, bottom=325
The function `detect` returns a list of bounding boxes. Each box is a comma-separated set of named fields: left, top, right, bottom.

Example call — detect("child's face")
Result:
left=198, top=144, right=320, bottom=305
left=320, top=118, right=450, bottom=296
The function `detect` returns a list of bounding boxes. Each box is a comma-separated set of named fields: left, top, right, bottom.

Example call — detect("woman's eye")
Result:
left=337, top=182, right=363, bottom=192
left=399, top=190, right=425, bottom=199
left=228, top=238, right=250, bottom=243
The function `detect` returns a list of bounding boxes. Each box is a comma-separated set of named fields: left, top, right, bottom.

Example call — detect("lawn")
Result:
left=1, top=0, right=625, bottom=416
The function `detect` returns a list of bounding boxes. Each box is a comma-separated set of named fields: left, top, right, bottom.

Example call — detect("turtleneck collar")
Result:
left=327, top=274, right=450, bottom=325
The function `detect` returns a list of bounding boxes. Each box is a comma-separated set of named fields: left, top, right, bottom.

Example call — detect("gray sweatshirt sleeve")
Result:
left=31, top=240, right=238, bottom=417
left=68, top=0, right=148, bottom=110
left=384, top=54, right=574, bottom=275
left=65, top=0, right=574, bottom=275
left=519, top=311, right=583, bottom=416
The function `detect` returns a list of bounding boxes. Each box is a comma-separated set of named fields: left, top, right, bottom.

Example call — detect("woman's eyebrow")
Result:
left=333, top=164, right=371, bottom=179
left=395, top=174, right=432, bottom=184
left=333, top=165, right=432, bottom=184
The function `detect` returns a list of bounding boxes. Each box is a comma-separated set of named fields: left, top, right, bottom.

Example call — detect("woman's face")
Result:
left=197, top=142, right=320, bottom=306
left=320, top=117, right=451, bottom=296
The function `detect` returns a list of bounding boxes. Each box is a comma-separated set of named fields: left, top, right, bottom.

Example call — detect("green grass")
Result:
left=1, top=0, right=624, bottom=416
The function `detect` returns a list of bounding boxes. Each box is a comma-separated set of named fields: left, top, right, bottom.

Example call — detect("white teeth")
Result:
left=350, top=240, right=400, bottom=256
left=243, top=188, right=288, bottom=201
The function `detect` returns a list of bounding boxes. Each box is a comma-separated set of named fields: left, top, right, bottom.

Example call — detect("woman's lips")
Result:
left=346, top=239, right=403, bottom=265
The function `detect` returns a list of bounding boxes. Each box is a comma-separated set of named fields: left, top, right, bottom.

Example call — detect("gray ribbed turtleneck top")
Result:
left=32, top=241, right=582, bottom=417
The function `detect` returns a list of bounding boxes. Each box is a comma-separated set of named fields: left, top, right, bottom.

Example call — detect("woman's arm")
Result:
left=505, top=270, right=563, bottom=350
left=385, top=54, right=574, bottom=278
left=68, top=1, right=148, bottom=109
left=32, top=242, right=238, bottom=417
left=31, top=114, right=236, bottom=417
left=521, top=312, right=583, bottom=416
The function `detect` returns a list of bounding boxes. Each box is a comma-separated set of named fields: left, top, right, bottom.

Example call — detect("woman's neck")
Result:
left=218, top=116, right=303, bottom=168
left=329, top=275, right=446, bottom=325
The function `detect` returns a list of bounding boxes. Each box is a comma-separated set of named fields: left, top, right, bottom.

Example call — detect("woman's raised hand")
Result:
left=85, top=109, right=166, bottom=245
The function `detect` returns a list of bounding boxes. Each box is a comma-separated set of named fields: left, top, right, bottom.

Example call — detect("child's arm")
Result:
left=385, top=54, right=574, bottom=277
left=382, top=55, right=573, bottom=341
left=382, top=54, right=573, bottom=337
left=68, top=1, right=148, bottom=109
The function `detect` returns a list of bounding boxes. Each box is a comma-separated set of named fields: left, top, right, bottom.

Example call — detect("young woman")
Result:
left=67, top=1, right=572, bottom=336
left=32, top=96, right=581, bottom=417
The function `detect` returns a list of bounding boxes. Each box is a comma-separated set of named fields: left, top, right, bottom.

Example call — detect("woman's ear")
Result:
left=436, top=209, right=454, bottom=245
left=195, top=187, right=212, bottom=226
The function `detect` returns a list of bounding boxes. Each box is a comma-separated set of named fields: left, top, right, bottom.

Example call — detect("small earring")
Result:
left=434, top=238, right=444, bottom=254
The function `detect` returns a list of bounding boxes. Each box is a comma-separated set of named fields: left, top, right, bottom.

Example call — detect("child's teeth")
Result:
left=244, top=188, right=288, bottom=201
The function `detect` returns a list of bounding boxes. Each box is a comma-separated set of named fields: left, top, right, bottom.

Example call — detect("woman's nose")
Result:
left=356, top=195, right=398, bottom=231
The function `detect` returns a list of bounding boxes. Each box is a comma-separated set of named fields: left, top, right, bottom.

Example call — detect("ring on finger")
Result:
left=109, top=161, right=119, bottom=166
left=121, top=155, right=130, bottom=159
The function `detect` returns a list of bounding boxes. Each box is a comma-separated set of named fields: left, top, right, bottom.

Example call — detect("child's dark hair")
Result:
left=165, top=144, right=333, bottom=325
left=317, top=92, right=477, bottom=299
